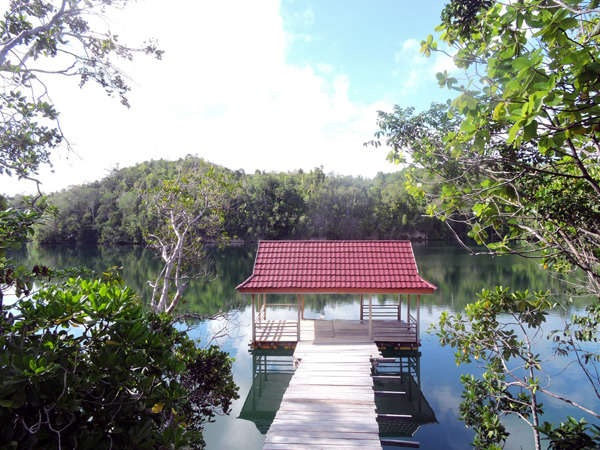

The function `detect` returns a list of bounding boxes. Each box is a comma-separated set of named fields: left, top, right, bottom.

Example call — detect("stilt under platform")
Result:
left=263, top=341, right=383, bottom=450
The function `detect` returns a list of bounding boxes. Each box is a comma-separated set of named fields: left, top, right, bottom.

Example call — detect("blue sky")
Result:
left=282, top=0, right=452, bottom=107
left=2, top=0, right=456, bottom=196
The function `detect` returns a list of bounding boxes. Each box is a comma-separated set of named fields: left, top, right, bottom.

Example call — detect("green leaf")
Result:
left=512, top=56, right=531, bottom=70
left=522, top=120, right=538, bottom=142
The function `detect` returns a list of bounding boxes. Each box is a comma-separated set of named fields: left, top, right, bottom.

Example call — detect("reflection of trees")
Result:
left=12, top=243, right=585, bottom=316
left=414, top=245, right=585, bottom=313
left=15, top=244, right=258, bottom=315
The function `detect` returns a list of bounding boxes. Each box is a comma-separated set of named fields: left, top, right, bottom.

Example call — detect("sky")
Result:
left=1, top=0, right=457, bottom=196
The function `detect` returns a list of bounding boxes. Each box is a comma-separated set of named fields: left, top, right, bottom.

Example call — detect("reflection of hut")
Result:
left=238, top=350, right=295, bottom=434
left=236, top=240, right=437, bottom=349
left=374, top=350, right=438, bottom=446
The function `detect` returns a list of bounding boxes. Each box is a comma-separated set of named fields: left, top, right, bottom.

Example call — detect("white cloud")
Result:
left=393, top=38, right=455, bottom=99
left=2, top=0, right=395, bottom=196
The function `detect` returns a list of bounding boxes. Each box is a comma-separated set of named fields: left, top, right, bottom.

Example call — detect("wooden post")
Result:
left=360, top=294, right=364, bottom=321
left=263, top=293, right=267, bottom=320
left=368, top=294, right=373, bottom=341
left=297, top=294, right=301, bottom=341
left=301, top=294, right=305, bottom=320
left=398, top=294, right=401, bottom=321
left=407, top=294, right=411, bottom=328
left=251, top=294, right=256, bottom=344
left=417, top=294, right=421, bottom=345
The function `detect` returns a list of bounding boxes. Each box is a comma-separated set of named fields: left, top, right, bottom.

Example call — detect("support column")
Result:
left=368, top=294, right=373, bottom=341
left=301, top=294, right=305, bottom=320
left=263, top=293, right=267, bottom=320
left=297, top=294, right=301, bottom=341
left=407, top=294, right=411, bottom=328
left=417, top=294, right=421, bottom=345
left=251, top=294, right=256, bottom=344
left=398, top=294, right=401, bottom=321
left=360, top=294, right=364, bottom=321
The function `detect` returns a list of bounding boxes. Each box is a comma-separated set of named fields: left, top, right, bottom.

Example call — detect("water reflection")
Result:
left=238, top=350, right=295, bottom=434
left=238, top=346, right=439, bottom=448
left=375, top=350, right=437, bottom=448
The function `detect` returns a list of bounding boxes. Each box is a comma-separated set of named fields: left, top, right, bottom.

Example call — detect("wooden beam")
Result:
left=297, top=294, right=301, bottom=341
left=374, top=390, right=407, bottom=397
left=417, top=294, right=421, bottom=345
left=377, top=413, right=412, bottom=421
left=360, top=293, right=363, bottom=321
left=368, top=294, right=373, bottom=341
left=407, top=294, right=411, bottom=328
left=251, top=294, right=256, bottom=344
left=372, top=375, right=403, bottom=381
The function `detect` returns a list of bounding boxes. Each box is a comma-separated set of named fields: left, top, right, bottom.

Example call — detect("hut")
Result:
left=236, top=240, right=436, bottom=349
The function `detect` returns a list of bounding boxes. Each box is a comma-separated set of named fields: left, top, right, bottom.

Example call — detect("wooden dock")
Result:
left=263, top=341, right=383, bottom=450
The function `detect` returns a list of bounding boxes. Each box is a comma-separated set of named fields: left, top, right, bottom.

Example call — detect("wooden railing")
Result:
left=251, top=294, right=302, bottom=345
left=360, top=303, right=400, bottom=321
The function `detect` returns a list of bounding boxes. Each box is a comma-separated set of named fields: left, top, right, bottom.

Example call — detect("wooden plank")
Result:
left=265, top=430, right=380, bottom=439
left=276, top=402, right=376, bottom=413
left=263, top=341, right=383, bottom=450
left=268, top=423, right=379, bottom=434
left=377, top=413, right=413, bottom=421
left=265, top=436, right=381, bottom=445
left=374, top=390, right=407, bottom=397
left=264, top=445, right=382, bottom=450
left=274, top=412, right=379, bottom=422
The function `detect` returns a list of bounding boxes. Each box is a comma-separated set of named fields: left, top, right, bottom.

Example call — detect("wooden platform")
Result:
left=263, top=342, right=383, bottom=450
left=253, top=319, right=418, bottom=348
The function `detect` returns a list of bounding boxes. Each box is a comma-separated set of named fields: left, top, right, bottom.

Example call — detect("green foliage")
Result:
left=368, top=0, right=600, bottom=297
left=143, top=159, right=241, bottom=314
left=0, top=4, right=239, bottom=448
left=537, top=417, right=600, bottom=450
left=0, top=197, right=55, bottom=304
left=435, top=287, right=552, bottom=448
left=0, top=275, right=238, bottom=449
left=31, top=157, right=452, bottom=244
left=0, top=0, right=163, bottom=184
left=369, top=3, right=600, bottom=447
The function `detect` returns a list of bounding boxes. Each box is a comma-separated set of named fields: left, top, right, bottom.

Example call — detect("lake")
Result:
left=11, top=243, right=599, bottom=449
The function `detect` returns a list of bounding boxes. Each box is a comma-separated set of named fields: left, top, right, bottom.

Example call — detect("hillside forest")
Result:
left=13, top=156, right=457, bottom=245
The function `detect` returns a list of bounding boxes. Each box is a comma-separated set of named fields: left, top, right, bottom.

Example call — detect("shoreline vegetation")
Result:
left=7, top=156, right=463, bottom=246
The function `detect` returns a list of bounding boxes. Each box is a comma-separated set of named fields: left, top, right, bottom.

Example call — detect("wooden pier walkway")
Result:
left=263, top=341, right=383, bottom=450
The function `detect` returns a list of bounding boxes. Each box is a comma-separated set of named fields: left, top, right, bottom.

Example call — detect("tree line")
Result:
left=24, top=156, right=456, bottom=245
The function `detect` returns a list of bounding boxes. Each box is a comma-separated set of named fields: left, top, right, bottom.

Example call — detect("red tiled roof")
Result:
left=236, top=240, right=436, bottom=294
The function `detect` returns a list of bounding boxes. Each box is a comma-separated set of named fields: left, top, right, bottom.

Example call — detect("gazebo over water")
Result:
left=236, top=240, right=437, bottom=349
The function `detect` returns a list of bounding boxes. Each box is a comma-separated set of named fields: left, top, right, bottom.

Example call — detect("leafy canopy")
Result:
left=0, top=0, right=163, bottom=184
left=367, top=0, right=600, bottom=448
left=368, top=0, right=600, bottom=296
left=0, top=273, right=238, bottom=449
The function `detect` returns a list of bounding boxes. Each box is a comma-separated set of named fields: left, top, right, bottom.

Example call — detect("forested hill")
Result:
left=27, top=157, right=454, bottom=245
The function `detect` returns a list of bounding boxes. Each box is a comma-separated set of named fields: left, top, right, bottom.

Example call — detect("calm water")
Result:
left=10, top=243, right=599, bottom=449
